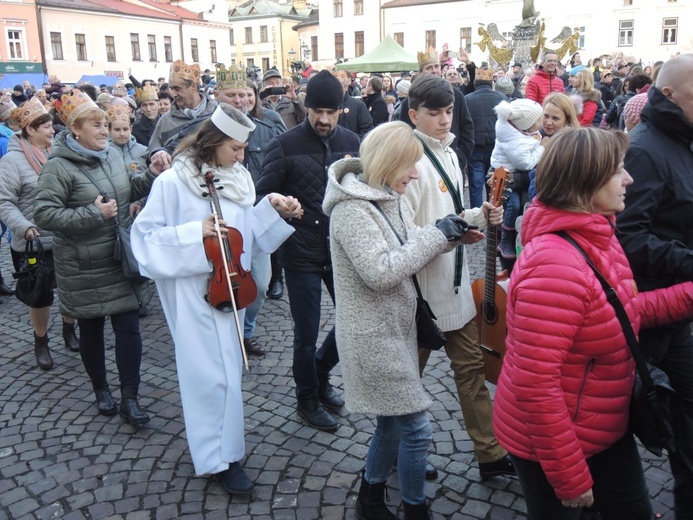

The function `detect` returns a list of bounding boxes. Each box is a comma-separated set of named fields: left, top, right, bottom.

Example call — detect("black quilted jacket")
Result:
left=256, top=118, right=360, bottom=272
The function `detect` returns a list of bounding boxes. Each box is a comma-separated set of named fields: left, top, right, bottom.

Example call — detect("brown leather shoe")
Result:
left=243, top=337, right=266, bottom=356
left=34, top=333, right=54, bottom=370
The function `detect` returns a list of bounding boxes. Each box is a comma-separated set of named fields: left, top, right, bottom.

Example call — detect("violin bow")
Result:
left=209, top=201, right=250, bottom=371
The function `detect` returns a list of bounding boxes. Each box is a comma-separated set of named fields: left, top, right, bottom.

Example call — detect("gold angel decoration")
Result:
left=477, top=24, right=514, bottom=66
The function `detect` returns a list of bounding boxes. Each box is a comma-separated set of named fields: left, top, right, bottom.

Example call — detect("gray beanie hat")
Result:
left=495, top=77, right=515, bottom=95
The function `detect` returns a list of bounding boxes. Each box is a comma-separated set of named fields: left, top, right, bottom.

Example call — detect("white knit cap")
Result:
left=507, top=98, right=543, bottom=131
left=396, top=79, right=411, bottom=95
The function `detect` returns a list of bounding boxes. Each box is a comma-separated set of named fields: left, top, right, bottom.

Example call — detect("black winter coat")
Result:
left=364, top=92, right=389, bottom=127
left=338, top=94, right=373, bottom=140
left=464, top=85, right=507, bottom=152
left=398, top=87, right=475, bottom=170
left=131, top=114, right=159, bottom=146
left=617, top=86, right=693, bottom=294
left=255, top=118, right=360, bottom=272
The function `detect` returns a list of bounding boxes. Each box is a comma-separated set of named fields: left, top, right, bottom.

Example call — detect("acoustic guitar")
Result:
left=471, top=167, right=509, bottom=385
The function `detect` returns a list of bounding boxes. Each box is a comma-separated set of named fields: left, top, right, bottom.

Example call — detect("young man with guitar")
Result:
left=403, top=74, right=515, bottom=479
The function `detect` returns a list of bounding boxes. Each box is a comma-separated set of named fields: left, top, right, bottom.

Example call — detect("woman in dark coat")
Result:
left=34, top=90, right=159, bottom=425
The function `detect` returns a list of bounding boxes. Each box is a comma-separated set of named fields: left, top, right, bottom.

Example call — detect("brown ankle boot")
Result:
left=34, top=333, right=54, bottom=370
left=62, top=321, right=80, bottom=352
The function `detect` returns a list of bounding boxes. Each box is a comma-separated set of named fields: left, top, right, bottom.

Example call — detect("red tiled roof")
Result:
left=382, top=0, right=462, bottom=8
left=88, top=0, right=181, bottom=19
left=134, top=0, right=200, bottom=20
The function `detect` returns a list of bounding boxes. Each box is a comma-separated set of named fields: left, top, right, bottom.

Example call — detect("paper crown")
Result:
left=10, top=97, right=48, bottom=129
left=0, top=95, right=17, bottom=122
left=106, top=104, right=131, bottom=124
left=55, top=89, right=99, bottom=126
left=476, top=68, right=494, bottom=81
left=215, top=63, right=246, bottom=90
left=170, top=59, right=201, bottom=83
left=417, top=47, right=438, bottom=69
left=112, top=85, right=127, bottom=97
left=135, top=84, right=159, bottom=103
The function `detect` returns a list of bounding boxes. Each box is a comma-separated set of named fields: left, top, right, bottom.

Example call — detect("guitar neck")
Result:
left=484, top=221, right=498, bottom=306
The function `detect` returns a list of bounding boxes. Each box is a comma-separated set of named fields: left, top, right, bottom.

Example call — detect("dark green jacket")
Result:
left=34, top=131, right=155, bottom=319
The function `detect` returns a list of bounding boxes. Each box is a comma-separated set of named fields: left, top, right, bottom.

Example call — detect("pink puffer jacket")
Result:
left=493, top=202, right=693, bottom=500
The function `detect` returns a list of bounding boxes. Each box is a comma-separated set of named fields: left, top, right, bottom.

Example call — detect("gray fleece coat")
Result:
left=34, top=131, right=155, bottom=319
left=323, top=158, right=451, bottom=416
left=0, top=134, right=54, bottom=252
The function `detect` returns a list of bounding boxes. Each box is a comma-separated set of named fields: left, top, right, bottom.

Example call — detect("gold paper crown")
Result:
left=215, top=63, right=246, bottom=90
left=417, top=47, right=438, bottom=69
left=135, top=84, right=159, bottom=103
left=170, top=59, right=201, bottom=83
left=10, top=97, right=48, bottom=129
left=0, top=95, right=17, bottom=122
left=476, top=68, right=494, bottom=81
left=112, top=85, right=127, bottom=97
left=106, top=104, right=131, bottom=124
left=56, top=89, right=99, bottom=127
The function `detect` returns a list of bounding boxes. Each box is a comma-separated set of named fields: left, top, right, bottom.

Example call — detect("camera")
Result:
left=259, top=86, right=286, bottom=100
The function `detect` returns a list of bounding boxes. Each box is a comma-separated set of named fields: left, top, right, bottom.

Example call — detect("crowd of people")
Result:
left=0, top=43, right=692, bottom=520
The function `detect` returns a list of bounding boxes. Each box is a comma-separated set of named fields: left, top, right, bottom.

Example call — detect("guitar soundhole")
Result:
left=482, top=302, right=497, bottom=325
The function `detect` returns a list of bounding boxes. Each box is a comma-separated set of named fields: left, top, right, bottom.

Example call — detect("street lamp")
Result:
left=287, top=48, right=296, bottom=73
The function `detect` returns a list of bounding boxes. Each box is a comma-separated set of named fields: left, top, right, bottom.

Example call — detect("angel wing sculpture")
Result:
left=477, top=25, right=515, bottom=66
left=543, top=31, right=580, bottom=62
left=551, top=26, right=573, bottom=44
left=487, top=23, right=508, bottom=44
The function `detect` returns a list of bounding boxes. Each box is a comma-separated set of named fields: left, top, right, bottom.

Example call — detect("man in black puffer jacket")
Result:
left=256, top=71, right=360, bottom=432
left=617, top=54, right=693, bottom=520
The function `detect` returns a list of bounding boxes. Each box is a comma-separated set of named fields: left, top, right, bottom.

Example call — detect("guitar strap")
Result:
left=416, top=135, right=465, bottom=289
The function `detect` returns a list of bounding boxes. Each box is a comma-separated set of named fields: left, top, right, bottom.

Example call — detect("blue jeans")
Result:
left=510, top=433, right=652, bottom=520
left=468, top=150, right=492, bottom=209
left=365, top=411, right=432, bottom=506
left=243, top=251, right=271, bottom=339
left=503, top=189, right=520, bottom=230
left=284, top=269, right=339, bottom=400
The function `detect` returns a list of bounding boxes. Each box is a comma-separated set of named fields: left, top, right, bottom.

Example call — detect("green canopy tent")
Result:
left=333, top=35, right=418, bottom=73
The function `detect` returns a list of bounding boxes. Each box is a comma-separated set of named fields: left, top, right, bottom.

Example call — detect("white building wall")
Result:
left=316, top=0, right=381, bottom=68
left=229, top=16, right=302, bottom=76
left=180, top=21, right=233, bottom=71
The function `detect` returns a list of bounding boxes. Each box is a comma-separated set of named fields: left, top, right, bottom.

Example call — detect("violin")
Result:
left=203, top=172, right=257, bottom=312
left=203, top=171, right=257, bottom=370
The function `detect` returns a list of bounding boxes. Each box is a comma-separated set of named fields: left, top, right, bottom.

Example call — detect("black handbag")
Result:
left=371, top=201, right=447, bottom=351
left=557, top=231, right=676, bottom=456
left=13, top=238, right=55, bottom=308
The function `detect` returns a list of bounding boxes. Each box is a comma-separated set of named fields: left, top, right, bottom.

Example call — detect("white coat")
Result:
left=131, top=162, right=293, bottom=475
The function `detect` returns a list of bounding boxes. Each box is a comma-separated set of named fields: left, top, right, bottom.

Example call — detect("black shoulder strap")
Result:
left=415, top=136, right=464, bottom=214
left=370, top=201, right=426, bottom=301
left=75, top=164, right=124, bottom=229
left=556, top=231, right=655, bottom=391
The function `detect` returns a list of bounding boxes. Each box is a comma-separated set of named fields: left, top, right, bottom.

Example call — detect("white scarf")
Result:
left=175, top=154, right=256, bottom=208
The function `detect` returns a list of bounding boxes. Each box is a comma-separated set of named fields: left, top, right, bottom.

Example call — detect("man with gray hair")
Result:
left=617, top=53, right=693, bottom=519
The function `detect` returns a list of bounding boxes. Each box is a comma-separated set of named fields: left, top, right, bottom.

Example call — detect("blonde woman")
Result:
left=573, top=69, right=602, bottom=126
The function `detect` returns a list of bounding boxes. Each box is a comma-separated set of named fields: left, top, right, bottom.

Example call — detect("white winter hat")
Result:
left=495, top=98, right=543, bottom=131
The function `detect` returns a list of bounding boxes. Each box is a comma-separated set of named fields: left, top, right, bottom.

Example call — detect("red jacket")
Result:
left=525, top=68, right=565, bottom=104
left=493, top=202, right=693, bottom=500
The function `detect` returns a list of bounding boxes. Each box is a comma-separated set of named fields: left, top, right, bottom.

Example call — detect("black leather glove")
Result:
left=435, top=215, right=475, bottom=242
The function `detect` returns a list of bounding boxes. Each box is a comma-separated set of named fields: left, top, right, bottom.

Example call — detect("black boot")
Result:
left=0, top=273, right=14, bottom=296
left=62, top=320, right=80, bottom=352
left=94, top=386, right=118, bottom=416
left=317, top=372, right=345, bottom=411
left=403, top=501, right=432, bottom=520
left=267, top=277, right=284, bottom=300
left=34, top=332, right=54, bottom=370
left=297, top=398, right=338, bottom=431
left=497, top=225, right=517, bottom=260
left=119, top=385, right=150, bottom=426
left=213, top=461, right=254, bottom=495
left=355, top=470, right=397, bottom=520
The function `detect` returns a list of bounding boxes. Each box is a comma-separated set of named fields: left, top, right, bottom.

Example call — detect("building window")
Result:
left=50, top=32, right=63, bottom=60
left=354, top=0, right=363, bottom=15
left=333, top=0, right=342, bottom=17
left=75, top=33, right=87, bottom=61
left=262, top=57, right=270, bottom=71
left=246, top=58, right=255, bottom=68
left=618, top=20, right=633, bottom=46
left=131, top=33, right=141, bottom=61
left=147, top=35, right=157, bottom=62
left=334, top=33, right=343, bottom=60
left=459, top=27, right=471, bottom=53
left=425, top=30, right=436, bottom=50
left=662, top=18, right=677, bottom=44
left=576, top=26, right=586, bottom=48
left=623, top=0, right=632, bottom=5
left=245, top=27, right=253, bottom=44
left=394, top=32, right=404, bottom=47
left=105, top=36, right=116, bottom=62
left=191, top=38, right=198, bottom=62
left=210, top=40, right=217, bottom=63
left=311, top=35, right=318, bottom=61
left=7, top=30, right=24, bottom=60
left=260, top=26, right=268, bottom=43
left=355, top=31, right=364, bottom=57
left=164, top=36, right=173, bottom=62
left=229, top=28, right=234, bottom=46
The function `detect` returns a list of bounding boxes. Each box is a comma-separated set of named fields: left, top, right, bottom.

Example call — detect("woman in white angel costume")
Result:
left=131, top=103, right=301, bottom=495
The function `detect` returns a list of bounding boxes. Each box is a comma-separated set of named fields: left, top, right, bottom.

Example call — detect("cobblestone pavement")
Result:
left=0, top=237, right=677, bottom=520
